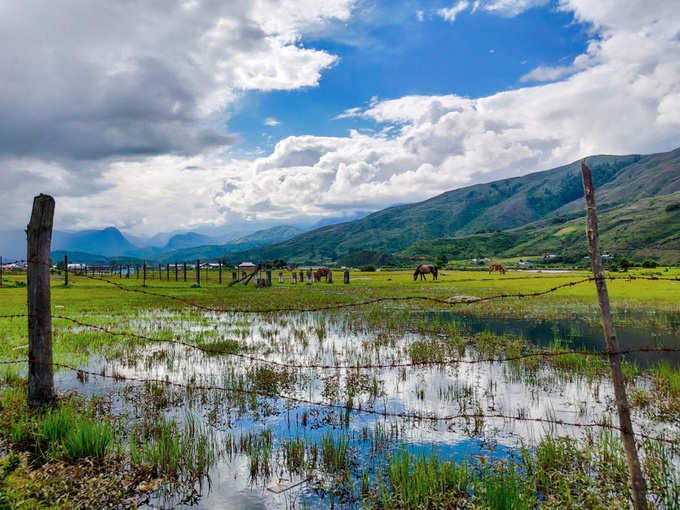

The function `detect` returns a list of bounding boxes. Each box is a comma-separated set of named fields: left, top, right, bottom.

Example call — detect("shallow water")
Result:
left=49, top=309, right=680, bottom=509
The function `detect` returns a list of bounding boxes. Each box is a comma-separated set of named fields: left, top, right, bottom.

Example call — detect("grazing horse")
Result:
left=488, top=263, right=506, bottom=275
left=315, top=267, right=330, bottom=280
left=414, top=264, right=438, bottom=281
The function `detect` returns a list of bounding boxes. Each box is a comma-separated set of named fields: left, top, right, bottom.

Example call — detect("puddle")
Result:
left=47, top=309, right=680, bottom=508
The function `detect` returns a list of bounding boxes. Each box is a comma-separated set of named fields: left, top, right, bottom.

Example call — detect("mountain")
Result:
left=163, top=232, right=218, bottom=251
left=311, top=211, right=371, bottom=229
left=53, top=227, right=137, bottom=257
left=150, top=224, right=304, bottom=263
left=0, top=229, right=27, bottom=260
left=223, top=147, right=680, bottom=264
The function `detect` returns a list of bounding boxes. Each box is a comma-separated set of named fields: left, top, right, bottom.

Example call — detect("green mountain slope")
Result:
left=226, top=147, right=680, bottom=264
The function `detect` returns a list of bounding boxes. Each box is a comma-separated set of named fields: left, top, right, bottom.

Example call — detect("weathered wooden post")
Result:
left=219, top=261, right=223, bottom=284
left=27, top=194, right=56, bottom=407
left=581, top=160, right=648, bottom=510
left=63, top=255, right=68, bottom=286
left=126, top=264, right=130, bottom=279
left=232, top=271, right=237, bottom=282
left=196, top=259, right=200, bottom=286
left=344, top=270, right=349, bottom=284
left=183, top=262, right=187, bottom=282
left=326, top=271, right=333, bottom=283
left=265, top=270, right=272, bottom=287
left=143, top=261, right=147, bottom=287
left=166, top=263, right=170, bottom=281
left=119, top=265, right=123, bottom=278
left=306, top=269, right=312, bottom=285
left=174, top=262, right=178, bottom=281
left=278, top=271, right=283, bottom=283
left=299, top=271, right=304, bottom=284
left=136, top=264, right=139, bottom=279
left=291, top=272, right=297, bottom=284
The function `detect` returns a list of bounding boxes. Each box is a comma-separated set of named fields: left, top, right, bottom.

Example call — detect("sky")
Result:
left=1, top=0, right=679, bottom=238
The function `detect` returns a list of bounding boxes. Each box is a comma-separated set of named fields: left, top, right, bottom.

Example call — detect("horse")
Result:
left=315, top=267, right=330, bottom=280
left=488, top=263, right=506, bottom=275
left=414, top=264, right=438, bottom=281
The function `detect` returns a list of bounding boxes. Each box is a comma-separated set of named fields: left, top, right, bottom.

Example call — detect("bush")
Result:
left=360, top=265, right=376, bottom=272
left=665, top=202, right=680, bottom=212
left=642, top=259, right=658, bottom=268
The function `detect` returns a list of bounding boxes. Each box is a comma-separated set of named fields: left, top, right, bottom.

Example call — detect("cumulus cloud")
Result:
left=0, top=0, right=350, bottom=162
left=212, top=0, right=680, bottom=222
left=3, top=0, right=680, bottom=235
left=264, top=117, right=281, bottom=127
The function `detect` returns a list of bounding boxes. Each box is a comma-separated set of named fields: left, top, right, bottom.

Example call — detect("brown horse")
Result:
left=488, top=263, right=506, bottom=275
left=315, top=267, right=330, bottom=280
left=414, top=264, right=438, bottom=281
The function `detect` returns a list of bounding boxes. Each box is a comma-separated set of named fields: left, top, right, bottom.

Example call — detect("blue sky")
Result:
left=228, top=1, right=590, bottom=155
left=1, top=0, right=678, bottom=235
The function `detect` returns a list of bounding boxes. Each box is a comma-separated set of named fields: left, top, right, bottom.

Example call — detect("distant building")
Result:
left=238, top=262, right=257, bottom=271
left=517, top=261, right=534, bottom=267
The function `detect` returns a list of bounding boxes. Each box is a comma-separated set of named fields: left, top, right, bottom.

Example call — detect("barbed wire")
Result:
left=0, top=358, right=675, bottom=446
left=39, top=313, right=680, bottom=370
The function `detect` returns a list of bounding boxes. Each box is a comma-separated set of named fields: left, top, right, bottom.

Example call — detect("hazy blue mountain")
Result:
left=163, top=232, right=218, bottom=251
left=53, top=227, right=137, bottom=257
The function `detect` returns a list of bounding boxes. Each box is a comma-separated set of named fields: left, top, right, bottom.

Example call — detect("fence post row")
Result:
left=196, top=259, right=200, bottom=286
left=581, top=160, right=648, bottom=510
left=143, top=261, right=147, bottom=287
left=26, top=194, right=56, bottom=407
left=344, top=270, right=349, bottom=284
left=63, top=254, right=68, bottom=286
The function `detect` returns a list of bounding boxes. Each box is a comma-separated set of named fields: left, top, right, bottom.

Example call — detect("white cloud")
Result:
left=264, top=117, right=281, bottom=126
left=3, top=0, right=680, bottom=235
left=437, top=1, right=470, bottom=22
left=211, top=0, right=680, bottom=223
left=416, top=10, right=424, bottom=22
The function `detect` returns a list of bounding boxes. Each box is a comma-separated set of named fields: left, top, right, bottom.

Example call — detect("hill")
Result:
left=224, top=148, right=680, bottom=264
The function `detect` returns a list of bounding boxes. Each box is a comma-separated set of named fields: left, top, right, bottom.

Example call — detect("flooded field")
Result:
left=1, top=270, right=679, bottom=508
left=50, top=309, right=680, bottom=508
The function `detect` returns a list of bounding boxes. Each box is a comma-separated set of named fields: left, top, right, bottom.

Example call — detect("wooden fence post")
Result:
left=27, top=194, right=56, bottom=407
left=64, top=255, right=68, bottom=286
left=326, top=271, right=333, bottom=283
left=306, top=270, right=312, bottom=284
left=291, top=272, right=297, bottom=284
left=196, top=259, right=200, bottom=286
left=219, top=261, right=223, bottom=284
left=278, top=271, right=283, bottom=283
left=175, top=262, right=178, bottom=282
left=143, top=261, right=147, bottom=287
left=183, top=262, right=187, bottom=282
left=265, top=270, right=272, bottom=287
left=344, top=270, right=349, bottom=284
left=126, top=265, right=130, bottom=279
left=232, top=271, right=237, bottom=282
left=581, top=160, right=648, bottom=510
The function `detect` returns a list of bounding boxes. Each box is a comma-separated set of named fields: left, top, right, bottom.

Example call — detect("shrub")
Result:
left=360, top=265, right=376, bottom=272
left=642, top=259, right=658, bottom=268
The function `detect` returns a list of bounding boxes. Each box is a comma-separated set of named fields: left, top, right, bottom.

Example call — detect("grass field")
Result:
left=0, top=268, right=679, bottom=508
